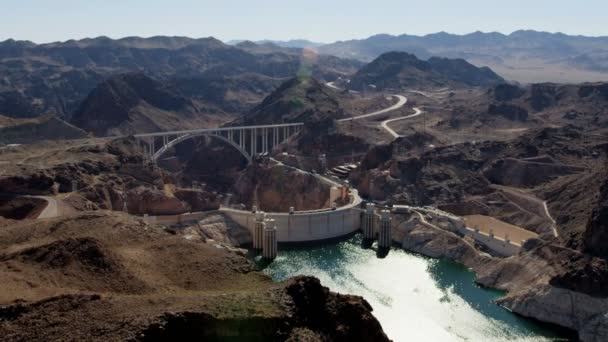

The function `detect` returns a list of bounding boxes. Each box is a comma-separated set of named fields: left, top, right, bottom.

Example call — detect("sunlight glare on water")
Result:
left=263, top=236, right=564, bottom=342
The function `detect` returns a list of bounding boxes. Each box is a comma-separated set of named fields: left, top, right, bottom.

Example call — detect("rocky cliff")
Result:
left=233, top=162, right=331, bottom=212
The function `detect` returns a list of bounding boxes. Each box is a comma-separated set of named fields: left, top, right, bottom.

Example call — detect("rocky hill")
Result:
left=240, top=76, right=347, bottom=125
left=70, top=73, right=226, bottom=136
left=348, top=51, right=503, bottom=90
left=442, top=81, right=608, bottom=132
left=0, top=213, right=389, bottom=341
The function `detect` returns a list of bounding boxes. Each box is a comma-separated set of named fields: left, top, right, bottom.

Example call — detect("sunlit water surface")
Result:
left=263, top=235, right=568, bottom=341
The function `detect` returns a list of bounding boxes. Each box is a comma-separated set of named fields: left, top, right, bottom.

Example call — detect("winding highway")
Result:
left=337, top=95, right=408, bottom=122
left=380, top=107, right=423, bottom=138
left=325, top=82, right=425, bottom=138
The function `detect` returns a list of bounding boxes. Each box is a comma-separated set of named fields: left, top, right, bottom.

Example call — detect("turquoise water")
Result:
left=263, top=235, right=569, bottom=341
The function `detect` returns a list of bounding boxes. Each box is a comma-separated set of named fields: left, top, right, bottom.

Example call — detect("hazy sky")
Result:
left=2, top=0, right=607, bottom=43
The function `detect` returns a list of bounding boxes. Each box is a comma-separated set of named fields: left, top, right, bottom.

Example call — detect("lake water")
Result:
left=262, top=235, right=569, bottom=341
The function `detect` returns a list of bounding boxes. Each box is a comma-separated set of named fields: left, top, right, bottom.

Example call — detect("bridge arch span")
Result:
left=135, top=123, right=304, bottom=164
left=153, top=132, right=252, bottom=163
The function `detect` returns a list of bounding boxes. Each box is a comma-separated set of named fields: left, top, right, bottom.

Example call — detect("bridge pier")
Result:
left=262, top=218, right=278, bottom=260
left=253, top=211, right=265, bottom=250
left=262, top=127, right=266, bottom=153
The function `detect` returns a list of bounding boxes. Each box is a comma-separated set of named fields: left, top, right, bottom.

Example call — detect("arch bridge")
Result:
left=133, top=123, right=304, bottom=162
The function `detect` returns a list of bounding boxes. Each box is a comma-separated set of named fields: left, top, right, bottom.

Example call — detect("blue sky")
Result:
left=1, top=0, right=606, bottom=43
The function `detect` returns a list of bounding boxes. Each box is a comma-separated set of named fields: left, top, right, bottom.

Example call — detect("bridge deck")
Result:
left=133, top=122, right=304, bottom=138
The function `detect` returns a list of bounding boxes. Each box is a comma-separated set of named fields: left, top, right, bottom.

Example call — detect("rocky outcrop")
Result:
left=498, top=285, right=607, bottom=341
left=195, top=213, right=252, bottom=246
left=491, top=83, right=526, bottom=102
left=399, top=221, right=488, bottom=269
left=351, top=143, right=490, bottom=205
left=482, top=157, right=584, bottom=187
left=284, top=276, right=390, bottom=342
left=173, top=188, right=220, bottom=212
left=584, top=176, right=608, bottom=259
left=126, top=187, right=187, bottom=215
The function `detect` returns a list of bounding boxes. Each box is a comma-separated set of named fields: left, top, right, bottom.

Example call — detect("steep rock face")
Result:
left=487, top=103, right=528, bottom=121
left=584, top=176, right=608, bottom=259
left=349, top=51, right=503, bottom=90
left=233, top=163, right=330, bottom=212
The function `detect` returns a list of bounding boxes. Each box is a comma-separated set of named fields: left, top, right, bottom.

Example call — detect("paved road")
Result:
left=33, top=196, right=59, bottom=219
left=380, top=107, right=423, bottom=138
left=325, top=81, right=340, bottom=90
left=337, top=95, right=408, bottom=122
left=542, top=201, right=559, bottom=237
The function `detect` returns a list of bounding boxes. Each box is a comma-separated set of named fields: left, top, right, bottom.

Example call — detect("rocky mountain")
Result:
left=0, top=36, right=360, bottom=120
left=240, top=76, right=346, bottom=125
left=70, top=73, right=227, bottom=136
left=317, top=30, right=608, bottom=83
left=348, top=51, right=503, bottom=90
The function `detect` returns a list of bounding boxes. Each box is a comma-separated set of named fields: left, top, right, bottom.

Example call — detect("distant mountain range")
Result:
left=1, top=31, right=607, bottom=143
left=227, top=39, right=324, bottom=49
left=316, top=30, right=608, bottom=83
left=227, top=30, right=608, bottom=84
